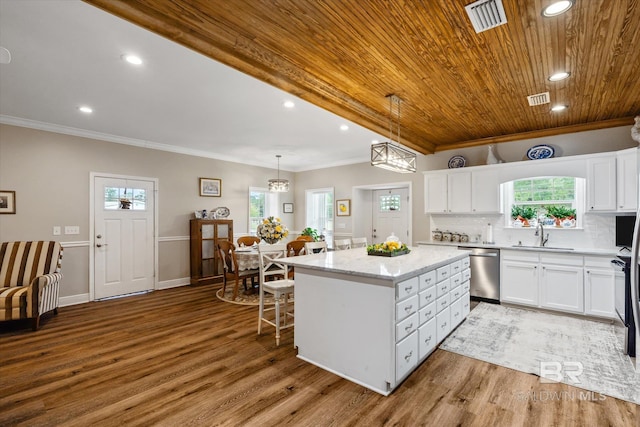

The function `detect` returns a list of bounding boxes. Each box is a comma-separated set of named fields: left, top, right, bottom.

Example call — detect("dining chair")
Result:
left=257, top=244, right=295, bottom=346
left=333, top=238, right=351, bottom=250
left=218, top=240, right=259, bottom=300
left=237, top=235, right=260, bottom=247
left=296, top=235, right=314, bottom=242
left=305, top=241, right=328, bottom=254
left=286, top=240, right=307, bottom=279
left=351, top=237, right=368, bottom=248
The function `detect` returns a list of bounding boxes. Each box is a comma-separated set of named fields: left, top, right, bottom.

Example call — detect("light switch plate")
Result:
left=53, top=226, right=61, bottom=236
left=64, top=225, right=80, bottom=235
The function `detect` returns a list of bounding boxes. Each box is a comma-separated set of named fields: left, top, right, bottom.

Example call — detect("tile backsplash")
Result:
left=429, top=213, right=616, bottom=250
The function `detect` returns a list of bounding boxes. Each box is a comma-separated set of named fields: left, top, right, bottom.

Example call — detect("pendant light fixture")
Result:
left=268, top=154, right=289, bottom=192
left=371, top=94, right=417, bottom=173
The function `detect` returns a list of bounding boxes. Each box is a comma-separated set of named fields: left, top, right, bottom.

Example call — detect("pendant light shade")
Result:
left=371, top=95, right=417, bottom=173
left=268, top=154, right=289, bottom=192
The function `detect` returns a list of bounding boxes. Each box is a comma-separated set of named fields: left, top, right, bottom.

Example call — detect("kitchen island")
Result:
left=282, top=245, right=470, bottom=395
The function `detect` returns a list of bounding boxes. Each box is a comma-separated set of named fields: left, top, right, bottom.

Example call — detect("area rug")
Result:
left=216, top=287, right=292, bottom=307
left=440, top=303, right=640, bottom=404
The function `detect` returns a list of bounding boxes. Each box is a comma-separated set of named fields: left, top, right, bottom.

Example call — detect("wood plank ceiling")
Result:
left=83, top=0, right=640, bottom=155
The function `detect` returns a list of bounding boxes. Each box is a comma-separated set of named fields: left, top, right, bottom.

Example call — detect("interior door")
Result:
left=372, top=188, right=409, bottom=244
left=94, top=176, right=155, bottom=299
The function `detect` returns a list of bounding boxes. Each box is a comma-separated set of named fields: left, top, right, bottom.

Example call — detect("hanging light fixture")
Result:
left=268, top=154, right=289, bottom=192
left=371, top=94, right=417, bottom=173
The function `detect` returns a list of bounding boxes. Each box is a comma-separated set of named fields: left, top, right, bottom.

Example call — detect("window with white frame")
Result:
left=305, top=188, right=334, bottom=240
left=249, top=187, right=278, bottom=235
left=505, top=176, right=584, bottom=228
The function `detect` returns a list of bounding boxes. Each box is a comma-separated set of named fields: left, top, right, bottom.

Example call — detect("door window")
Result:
left=104, top=187, right=147, bottom=210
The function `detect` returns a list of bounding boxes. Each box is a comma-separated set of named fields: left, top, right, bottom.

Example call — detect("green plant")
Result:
left=301, top=227, right=319, bottom=241
left=545, top=205, right=576, bottom=219
left=511, top=205, right=537, bottom=220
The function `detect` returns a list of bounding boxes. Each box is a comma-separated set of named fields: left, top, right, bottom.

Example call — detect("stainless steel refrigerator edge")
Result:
left=630, top=143, right=640, bottom=371
left=459, top=247, right=500, bottom=302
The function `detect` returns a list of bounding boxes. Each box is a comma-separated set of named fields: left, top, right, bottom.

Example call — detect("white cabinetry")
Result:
left=501, top=250, right=539, bottom=307
left=584, top=256, right=616, bottom=319
left=539, top=254, right=584, bottom=314
left=616, top=148, right=638, bottom=212
left=424, top=168, right=502, bottom=214
left=587, top=155, right=617, bottom=212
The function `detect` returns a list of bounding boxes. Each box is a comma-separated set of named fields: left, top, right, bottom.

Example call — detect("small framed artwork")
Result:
left=336, top=199, right=351, bottom=216
left=283, top=202, right=294, bottom=214
left=0, top=190, right=16, bottom=214
left=199, top=178, right=222, bottom=197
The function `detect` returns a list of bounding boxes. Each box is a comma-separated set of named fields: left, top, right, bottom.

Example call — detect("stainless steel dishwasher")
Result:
left=458, top=247, right=500, bottom=303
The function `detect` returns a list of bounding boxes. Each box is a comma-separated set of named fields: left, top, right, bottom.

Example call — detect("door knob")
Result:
left=96, top=244, right=108, bottom=248
left=96, top=234, right=102, bottom=239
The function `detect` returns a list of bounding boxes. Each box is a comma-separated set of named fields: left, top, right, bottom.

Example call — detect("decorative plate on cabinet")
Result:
left=448, top=155, right=466, bottom=168
left=526, top=144, right=554, bottom=160
left=211, top=206, right=230, bottom=218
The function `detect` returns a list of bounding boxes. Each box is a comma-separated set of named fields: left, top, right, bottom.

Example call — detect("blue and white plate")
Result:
left=527, top=144, right=554, bottom=160
left=448, top=155, right=466, bottom=168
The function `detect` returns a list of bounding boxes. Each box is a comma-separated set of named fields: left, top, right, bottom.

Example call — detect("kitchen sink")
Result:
left=511, top=245, right=574, bottom=251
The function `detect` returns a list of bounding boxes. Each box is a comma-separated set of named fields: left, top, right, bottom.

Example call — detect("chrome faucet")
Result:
left=534, top=223, right=549, bottom=247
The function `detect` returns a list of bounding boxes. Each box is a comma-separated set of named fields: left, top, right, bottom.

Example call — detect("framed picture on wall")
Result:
left=336, top=199, right=350, bottom=216
left=283, top=202, right=294, bottom=213
left=199, top=178, right=222, bottom=197
left=0, top=190, right=16, bottom=214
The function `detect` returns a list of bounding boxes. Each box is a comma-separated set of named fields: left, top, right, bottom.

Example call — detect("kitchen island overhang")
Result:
left=282, top=246, right=471, bottom=395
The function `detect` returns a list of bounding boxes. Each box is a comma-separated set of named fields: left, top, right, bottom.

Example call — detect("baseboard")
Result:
left=59, top=293, right=90, bottom=307
left=157, top=277, right=190, bottom=290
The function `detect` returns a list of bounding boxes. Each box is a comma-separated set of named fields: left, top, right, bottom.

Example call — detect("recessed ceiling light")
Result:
left=283, top=100, right=295, bottom=108
left=371, top=139, right=380, bottom=144
left=340, top=124, right=349, bottom=131
left=122, top=54, right=143, bottom=65
left=551, top=104, right=568, bottom=112
left=542, top=1, right=574, bottom=17
left=548, top=71, right=571, bottom=82
left=78, top=106, right=93, bottom=114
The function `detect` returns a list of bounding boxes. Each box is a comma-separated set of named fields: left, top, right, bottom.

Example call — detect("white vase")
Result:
left=486, top=144, right=499, bottom=165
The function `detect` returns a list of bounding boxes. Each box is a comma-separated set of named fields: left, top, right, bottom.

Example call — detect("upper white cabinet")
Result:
left=616, top=148, right=638, bottom=212
left=447, top=171, right=471, bottom=213
left=424, top=169, right=501, bottom=214
left=471, top=169, right=503, bottom=214
left=586, top=155, right=617, bottom=211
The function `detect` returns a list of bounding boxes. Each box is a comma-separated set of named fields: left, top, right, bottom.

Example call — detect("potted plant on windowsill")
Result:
left=545, top=205, right=576, bottom=228
left=511, top=205, right=537, bottom=227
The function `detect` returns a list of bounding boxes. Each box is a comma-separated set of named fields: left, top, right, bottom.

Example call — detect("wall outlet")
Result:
left=64, top=225, right=80, bottom=235
left=53, top=226, right=61, bottom=236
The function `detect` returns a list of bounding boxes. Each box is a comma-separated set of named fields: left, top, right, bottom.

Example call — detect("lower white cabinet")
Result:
left=436, top=306, right=451, bottom=342
left=418, top=318, right=437, bottom=360
left=396, top=332, right=419, bottom=381
left=501, top=250, right=616, bottom=319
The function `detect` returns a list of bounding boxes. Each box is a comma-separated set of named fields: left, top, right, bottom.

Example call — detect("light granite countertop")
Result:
left=281, top=246, right=469, bottom=284
left=416, top=241, right=623, bottom=257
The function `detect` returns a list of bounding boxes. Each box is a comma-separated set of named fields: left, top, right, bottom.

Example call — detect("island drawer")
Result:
left=396, top=276, right=419, bottom=300
left=462, top=293, right=471, bottom=318
left=419, top=302, right=436, bottom=324
left=450, top=285, right=463, bottom=302
left=450, top=272, right=462, bottom=288
left=396, top=313, right=418, bottom=341
left=396, top=294, right=419, bottom=321
left=436, top=307, right=451, bottom=342
left=396, top=332, right=418, bottom=382
left=419, top=286, right=436, bottom=307
left=436, top=265, right=451, bottom=282
left=450, top=298, right=463, bottom=328
left=450, top=260, right=462, bottom=275
left=419, top=270, right=437, bottom=290
left=436, top=278, right=451, bottom=297
left=436, top=293, right=450, bottom=313
left=462, top=268, right=471, bottom=283
left=418, top=318, right=437, bottom=360
left=462, top=257, right=470, bottom=269
left=462, top=280, right=470, bottom=294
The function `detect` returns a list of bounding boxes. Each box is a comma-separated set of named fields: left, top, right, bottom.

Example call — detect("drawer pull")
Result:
left=425, top=336, right=432, bottom=344
left=441, top=300, right=447, bottom=307
left=441, top=286, right=447, bottom=291
left=454, top=292, right=460, bottom=298
left=404, top=305, right=413, bottom=313
left=426, top=310, right=432, bottom=317
left=404, top=351, right=413, bottom=362
left=442, top=271, right=448, bottom=276
left=441, top=322, right=448, bottom=329
left=405, top=323, right=413, bottom=332
left=404, top=285, right=413, bottom=293
left=455, top=311, right=460, bottom=317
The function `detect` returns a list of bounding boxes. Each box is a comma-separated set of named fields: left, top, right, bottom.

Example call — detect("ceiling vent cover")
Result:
left=527, top=92, right=551, bottom=106
left=465, top=0, right=508, bottom=33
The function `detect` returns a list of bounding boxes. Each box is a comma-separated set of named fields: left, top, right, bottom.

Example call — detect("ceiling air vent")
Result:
left=465, top=0, right=508, bottom=33
left=527, top=92, right=551, bottom=106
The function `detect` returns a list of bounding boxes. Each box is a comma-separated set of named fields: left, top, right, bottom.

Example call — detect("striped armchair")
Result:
left=0, top=241, right=63, bottom=330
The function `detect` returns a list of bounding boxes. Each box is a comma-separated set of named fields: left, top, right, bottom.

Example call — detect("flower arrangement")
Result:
left=257, top=216, right=289, bottom=244
left=367, top=240, right=410, bottom=257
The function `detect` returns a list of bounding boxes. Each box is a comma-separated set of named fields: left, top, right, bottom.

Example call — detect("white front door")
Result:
left=372, top=188, right=409, bottom=244
left=94, top=176, right=156, bottom=299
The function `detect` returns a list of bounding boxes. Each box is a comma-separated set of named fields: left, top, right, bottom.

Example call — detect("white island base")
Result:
left=287, top=246, right=471, bottom=396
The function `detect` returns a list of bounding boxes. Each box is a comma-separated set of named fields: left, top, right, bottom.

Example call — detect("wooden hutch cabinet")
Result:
left=190, top=219, right=233, bottom=285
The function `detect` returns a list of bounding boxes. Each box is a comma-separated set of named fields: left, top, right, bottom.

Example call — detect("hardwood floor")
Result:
left=1, top=285, right=638, bottom=427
